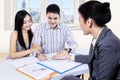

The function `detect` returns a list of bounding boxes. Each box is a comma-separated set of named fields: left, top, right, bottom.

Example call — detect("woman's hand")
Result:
left=32, top=44, right=42, bottom=51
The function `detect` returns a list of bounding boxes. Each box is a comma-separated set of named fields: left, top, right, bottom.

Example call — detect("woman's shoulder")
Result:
left=10, top=30, right=18, bottom=38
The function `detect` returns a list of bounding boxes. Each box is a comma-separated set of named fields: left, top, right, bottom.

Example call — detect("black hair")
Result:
left=78, top=1, right=111, bottom=27
left=14, top=10, right=33, bottom=50
left=46, top=4, right=60, bottom=14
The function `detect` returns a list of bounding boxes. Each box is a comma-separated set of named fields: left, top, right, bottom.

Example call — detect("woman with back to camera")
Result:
left=8, top=10, right=40, bottom=59
left=53, top=1, right=120, bottom=80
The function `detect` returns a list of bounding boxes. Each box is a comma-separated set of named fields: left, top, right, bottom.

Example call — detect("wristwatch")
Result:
left=64, top=48, right=72, bottom=54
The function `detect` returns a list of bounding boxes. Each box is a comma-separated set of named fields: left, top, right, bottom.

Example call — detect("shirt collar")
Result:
left=92, top=27, right=104, bottom=47
left=45, top=22, right=61, bottom=30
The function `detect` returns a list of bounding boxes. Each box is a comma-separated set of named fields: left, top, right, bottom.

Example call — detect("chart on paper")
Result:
left=17, top=63, right=54, bottom=79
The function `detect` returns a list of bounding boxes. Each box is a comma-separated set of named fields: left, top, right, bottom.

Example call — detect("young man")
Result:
left=32, top=4, right=77, bottom=61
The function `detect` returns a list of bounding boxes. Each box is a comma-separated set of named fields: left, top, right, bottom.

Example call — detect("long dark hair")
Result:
left=14, top=10, right=33, bottom=50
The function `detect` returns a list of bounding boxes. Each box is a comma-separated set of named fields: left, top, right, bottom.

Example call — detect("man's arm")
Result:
left=64, top=27, right=77, bottom=52
left=31, top=25, right=42, bottom=56
left=32, top=44, right=47, bottom=61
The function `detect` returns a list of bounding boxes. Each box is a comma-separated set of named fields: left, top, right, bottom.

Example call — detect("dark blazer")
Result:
left=75, top=26, right=120, bottom=80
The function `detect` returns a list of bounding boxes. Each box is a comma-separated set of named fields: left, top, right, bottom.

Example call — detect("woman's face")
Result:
left=22, top=15, right=32, bottom=31
left=79, top=13, right=91, bottom=35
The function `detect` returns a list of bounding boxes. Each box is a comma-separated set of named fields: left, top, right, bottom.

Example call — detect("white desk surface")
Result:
left=0, top=55, right=89, bottom=80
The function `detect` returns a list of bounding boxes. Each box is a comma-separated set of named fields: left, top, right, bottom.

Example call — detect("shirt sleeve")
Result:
left=32, top=26, right=42, bottom=45
left=64, top=27, right=77, bottom=51
left=70, top=54, right=75, bottom=61
left=31, top=25, right=42, bottom=57
left=75, top=54, right=89, bottom=64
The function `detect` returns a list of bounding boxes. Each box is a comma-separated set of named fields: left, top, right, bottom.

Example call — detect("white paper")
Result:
left=38, top=58, right=81, bottom=74
left=7, top=56, right=39, bottom=68
left=17, top=63, right=54, bottom=79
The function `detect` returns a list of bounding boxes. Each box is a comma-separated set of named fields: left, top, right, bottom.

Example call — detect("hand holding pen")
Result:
left=36, top=51, right=47, bottom=61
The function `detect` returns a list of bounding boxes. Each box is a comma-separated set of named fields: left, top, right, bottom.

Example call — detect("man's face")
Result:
left=47, top=12, right=60, bottom=28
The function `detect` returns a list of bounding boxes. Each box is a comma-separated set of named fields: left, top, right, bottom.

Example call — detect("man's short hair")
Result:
left=46, top=4, right=60, bottom=14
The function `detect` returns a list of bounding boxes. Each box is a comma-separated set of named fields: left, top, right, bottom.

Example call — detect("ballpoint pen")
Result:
left=41, top=52, right=46, bottom=57
left=39, top=50, right=46, bottom=57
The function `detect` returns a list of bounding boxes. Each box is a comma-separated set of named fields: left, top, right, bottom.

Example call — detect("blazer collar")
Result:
left=94, top=25, right=110, bottom=47
left=89, top=26, right=110, bottom=62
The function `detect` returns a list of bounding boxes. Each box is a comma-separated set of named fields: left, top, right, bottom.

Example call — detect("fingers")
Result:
left=38, top=53, right=47, bottom=61
left=32, top=44, right=42, bottom=51
left=51, top=55, right=59, bottom=60
left=52, top=53, right=68, bottom=60
left=37, top=51, right=69, bottom=61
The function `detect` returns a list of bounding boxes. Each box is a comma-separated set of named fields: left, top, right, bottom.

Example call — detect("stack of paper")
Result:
left=7, top=54, right=82, bottom=80
left=16, top=63, right=57, bottom=80
left=37, top=59, right=82, bottom=74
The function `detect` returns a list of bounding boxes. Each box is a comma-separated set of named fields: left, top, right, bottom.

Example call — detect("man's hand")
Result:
left=52, top=50, right=69, bottom=60
left=37, top=53, right=47, bottom=61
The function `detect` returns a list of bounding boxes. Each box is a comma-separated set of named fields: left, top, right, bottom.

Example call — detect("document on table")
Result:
left=16, top=62, right=57, bottom=80
left=37, top=59, right=82, bottom=74
left=6, top=53, right=82, bottom=79
left=7, top=56, right=39, bottom=68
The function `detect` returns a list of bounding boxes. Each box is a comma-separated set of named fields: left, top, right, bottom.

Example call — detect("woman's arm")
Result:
left=9, top=31, right=40, bottom=59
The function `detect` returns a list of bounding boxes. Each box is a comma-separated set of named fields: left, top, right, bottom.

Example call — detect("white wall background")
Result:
left=0, top=0, right=120, bottom=54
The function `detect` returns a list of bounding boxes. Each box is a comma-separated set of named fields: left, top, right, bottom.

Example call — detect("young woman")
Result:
left=8, top=10, right=40, bottom=59
left=53, top=1, right=120, bottom=80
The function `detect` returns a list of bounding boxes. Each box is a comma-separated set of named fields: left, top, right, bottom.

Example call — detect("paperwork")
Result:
left=16, top=62, right=56, bottom=80
left=37, top=59, right=82, bottom=74
left=7, top=54, right=82, bottom=80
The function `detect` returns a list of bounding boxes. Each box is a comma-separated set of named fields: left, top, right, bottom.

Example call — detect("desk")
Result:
left=0, top=55, right=89, bottom=80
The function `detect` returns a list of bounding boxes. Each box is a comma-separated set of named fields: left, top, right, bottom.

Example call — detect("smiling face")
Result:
left=47, top=12, right=60, bottom=28
left=22, top=15, right=32, bottom=31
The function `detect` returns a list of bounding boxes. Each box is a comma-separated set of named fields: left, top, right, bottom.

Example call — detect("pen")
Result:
left=39, top=50, right=46, bottom=57
left=41, top=52, right=46, bottom=57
